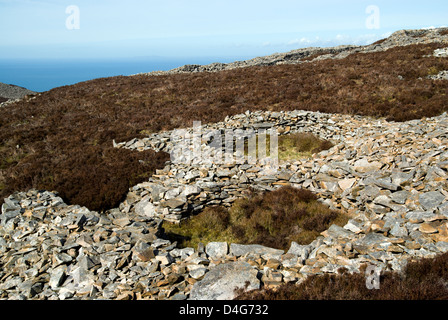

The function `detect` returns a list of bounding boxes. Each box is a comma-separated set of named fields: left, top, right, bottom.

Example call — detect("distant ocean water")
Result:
left=0, top=57, right=240, bottom=92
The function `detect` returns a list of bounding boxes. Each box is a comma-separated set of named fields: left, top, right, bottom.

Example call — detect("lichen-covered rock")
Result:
left=189, top=261, right=260, bottom=300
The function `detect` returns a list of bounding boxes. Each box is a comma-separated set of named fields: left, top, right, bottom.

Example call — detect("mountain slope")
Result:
left=0, top=27, right=447, bottom=213
left=0, top=82, right=35, bottom=103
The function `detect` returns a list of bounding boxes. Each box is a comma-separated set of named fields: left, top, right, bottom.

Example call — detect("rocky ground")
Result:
left=0, top=83, right=36, bottom=107
left=1, top=28, right=448, bottom=300
left=2, top=104, right=448, bottom=300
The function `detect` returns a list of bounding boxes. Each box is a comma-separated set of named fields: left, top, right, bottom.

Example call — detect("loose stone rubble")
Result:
left=2, top=104, right=448, bottom=300
left=2, top=35, right=448, bottom=300
left=428, top=70, right=448, bottom=80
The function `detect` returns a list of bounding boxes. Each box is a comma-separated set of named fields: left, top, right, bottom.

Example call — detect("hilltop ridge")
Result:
left=136, top=27, right=448, bottom=76
left=0, top=83, right=36, bottom=106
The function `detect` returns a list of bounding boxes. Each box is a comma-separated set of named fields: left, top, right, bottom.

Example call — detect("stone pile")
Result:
left=2, top=105, right=448, bottom=299
left=116, top=109, right=348, bottom=223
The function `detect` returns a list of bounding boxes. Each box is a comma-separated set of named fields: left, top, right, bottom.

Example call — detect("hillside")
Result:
left=0, top=82, right=36, bottom=105
left=138, top=27, right=448, bottom=75
left=1, top=29, right=448, bottom=211
left=1, top=27, right=448, bottom=300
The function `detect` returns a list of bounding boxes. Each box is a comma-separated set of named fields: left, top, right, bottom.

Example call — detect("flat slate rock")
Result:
left=189, top=261, right=260, bottom=300
left=419, top=191, right=445, bottom=210
left=229, top=243, right=284, bottom=258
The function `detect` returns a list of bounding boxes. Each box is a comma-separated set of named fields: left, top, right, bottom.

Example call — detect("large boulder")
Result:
left=189, top=261, right=260, bottom=300
left=229, top=243, right=284, bottom=259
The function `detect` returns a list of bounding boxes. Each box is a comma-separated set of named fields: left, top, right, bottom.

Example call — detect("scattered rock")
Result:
left=419, top=191, right=445, bottom=210
left=205, top=242, right=228, bottom=259
left=189, top=261, right=260, bottom=300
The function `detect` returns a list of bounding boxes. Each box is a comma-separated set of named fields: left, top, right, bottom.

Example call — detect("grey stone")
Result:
left=205, top=242, right=228, bottom=259
left=353, top=158, right=383, bottom=173
left=170, top=293, right=188, bottom=300
left=182, top=185, right=202, bottom=197
left=165, top=187, right=181, bottom=200
left=436, top=242, right=448, bottom=253
left=362, top=185, right=381, bottom=199
left=49, top=265, right=67, bottom=290
left=189, top=267, right=208, bottom=279
left=70, top=265, right=95, bottom=287
left=389, top=222, right=408, bottom=237
left=356, top=233, right=389, bottom=247
left=19, top=280, right=43, bottom=298
left=161, top=198, right=186, bottom=209
left=184, top=171, right=201, bottom=182
left=326, top=224, right=354, bottom=239
left=371, top=178, right=399, bottom=191
left=134, top=200, right=157, bottom=218
left=1, top=209, right=20, bottom=226
left=439, top=202, right=448, bottom=216
left=390, top=190, right=410, bottom=204
left=156, top=252, right=174, bottom=265
left=287, top=242, right=311, bottom=260
left=419, top=191, right=445, bottom=210
left=344, top=219, right=364, bottom=233
left=405, top=211, right=435, bottom=223
left=2, top=198, right=20, bottom=213
left=368, top=251, right=394, bottom=263
left=53, top=253, right=73, bottom=267
left=133, top=241, right=156, bottom=262
left=391, top=171, right=414, bottom=186
left=229, top=243, right=284, bottom=258
left=189, top=261, right=260, bottom=300
left=0, top=276, right=22, bottom=291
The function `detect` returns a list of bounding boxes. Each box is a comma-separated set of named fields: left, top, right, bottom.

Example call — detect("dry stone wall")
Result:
left=1, top=34, right=448, bottom=300
left=2, top=107, right=448, bottom=300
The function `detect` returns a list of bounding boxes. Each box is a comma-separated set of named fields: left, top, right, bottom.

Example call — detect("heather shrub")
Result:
left=4, top=145, right=168, bottom=212
left=162, top=206, right=237, bottom=249
left=163, top=186, right=349, bottom=250
left=229, top=186, right=347, bottom=248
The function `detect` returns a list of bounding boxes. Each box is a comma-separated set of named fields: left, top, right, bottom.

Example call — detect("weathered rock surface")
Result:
left=189, top=261, right=260, bottom=300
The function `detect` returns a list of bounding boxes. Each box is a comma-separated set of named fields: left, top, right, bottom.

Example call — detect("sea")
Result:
left=0, top=56, right=243, bottom=93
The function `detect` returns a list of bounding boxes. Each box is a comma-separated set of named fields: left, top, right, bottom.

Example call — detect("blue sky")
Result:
left=0, top=0, right=447, bottom=60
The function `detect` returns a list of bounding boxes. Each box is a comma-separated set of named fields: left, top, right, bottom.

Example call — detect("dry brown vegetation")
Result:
left=162, top=186, right=349, bottom=250
left=1, top=42, right=447, bottom=211
left=278, top=132, right=334, bottom=160
left=235, top=252, right=448, bottom=300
